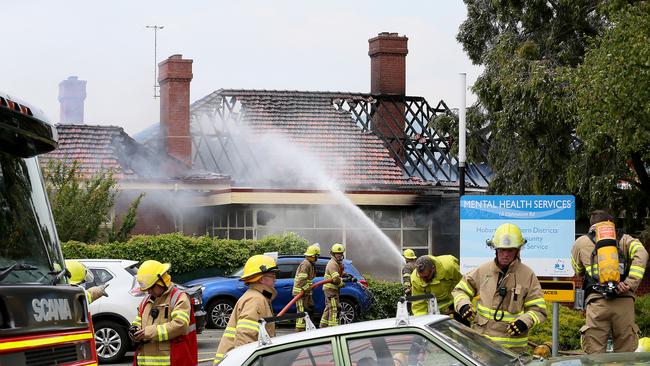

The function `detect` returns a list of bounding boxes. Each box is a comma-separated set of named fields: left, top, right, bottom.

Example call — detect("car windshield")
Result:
left=229, top=267, right=244, bottom=278
left=428, top=319, right=521, bottom=365
left=0, top=153, right=64, bottom=285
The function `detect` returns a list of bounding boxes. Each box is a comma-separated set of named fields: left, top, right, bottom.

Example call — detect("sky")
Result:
left=2, top=1, right=481, bottom=136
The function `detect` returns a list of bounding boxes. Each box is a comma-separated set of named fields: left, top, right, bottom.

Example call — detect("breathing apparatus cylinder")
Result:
left=594, top=221, right=619, bottom=295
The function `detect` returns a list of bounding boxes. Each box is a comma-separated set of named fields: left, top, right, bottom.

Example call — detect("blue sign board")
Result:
left=460, top=195, right=575, bottom=277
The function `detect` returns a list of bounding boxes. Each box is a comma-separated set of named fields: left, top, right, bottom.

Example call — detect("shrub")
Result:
left=361, top=277, right=403, bottom=320
left=635, top=293, right=650, bottom=337
left=62, top=232, right=309, bottom=279
left=528, top=302, right=584, bottom=351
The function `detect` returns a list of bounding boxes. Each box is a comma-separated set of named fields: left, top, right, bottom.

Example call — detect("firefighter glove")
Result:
left=506, top=319, right=528, bottom=336
left=459, top=304, right=475, bottom=322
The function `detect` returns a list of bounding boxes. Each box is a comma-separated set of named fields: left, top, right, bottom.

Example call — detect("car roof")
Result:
left=224, top=315, right=448, bottom=364
left=76, top=258, right=139, bottom=268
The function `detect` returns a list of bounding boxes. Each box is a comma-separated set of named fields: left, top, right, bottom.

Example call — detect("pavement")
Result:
left=114, top=327, right=294, bottom=365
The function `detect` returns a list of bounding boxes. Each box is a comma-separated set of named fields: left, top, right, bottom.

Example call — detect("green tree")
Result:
left=457, top=0, right=648, bottom=231
left=570, top=3, right=650, bottom=230
left=44, top=160, right=144, bottom=242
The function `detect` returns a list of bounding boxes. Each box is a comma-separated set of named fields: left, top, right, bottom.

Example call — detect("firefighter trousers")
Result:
left=295, top=295, right=314, bottom=331
left=581, top=297, right=640, bottom=353
left=319, top=293, right=340, bottom=328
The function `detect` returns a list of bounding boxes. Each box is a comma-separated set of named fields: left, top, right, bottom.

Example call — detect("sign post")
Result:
left=460, top=195, right=575, bottom=357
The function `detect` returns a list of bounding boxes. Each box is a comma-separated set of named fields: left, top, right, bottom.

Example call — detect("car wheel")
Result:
left=339, top=298, right=358, bottom=325
left=207, top=298, right=235, bottom=329
left=94, top=320, right=128, bottom=364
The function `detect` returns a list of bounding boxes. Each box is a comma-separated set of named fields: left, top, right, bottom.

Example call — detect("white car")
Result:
left=77, top=259, right=206, bottom=364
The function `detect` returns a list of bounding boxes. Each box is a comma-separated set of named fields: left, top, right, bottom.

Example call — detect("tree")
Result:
left=457, top=0, right=648, bottom=230
left=44, top=160, right=144, bottom=242
left=571, top=3, right=650, bottom=230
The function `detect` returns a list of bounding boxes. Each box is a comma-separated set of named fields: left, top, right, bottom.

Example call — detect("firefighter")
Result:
left=131, top=260, right=197, bottom=366
left=293, top=244, right=320, bottom=331
left=65, top=259, right=108, bottom=304
left=213, top=255, right=278, bottom=365
left=320, top=243, right=347, bottom=328
left=410, top=254, right=462, bottom=316
left=571, top=210, right=648, bottom=353
left=401, top=249, right=417, bottom=295
left=452, top=223, right=547, bottom=354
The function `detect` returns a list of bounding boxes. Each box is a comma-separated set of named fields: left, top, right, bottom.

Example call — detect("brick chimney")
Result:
left=368, top=32, right=408, bottom=161
left=58, top=76, right=87, bottom=124
left=159, top=54, right=193, bottom=166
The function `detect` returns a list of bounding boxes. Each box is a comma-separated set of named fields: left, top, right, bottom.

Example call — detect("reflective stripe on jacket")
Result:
left=323, top=258, right=344, bottom=292
left=132, top=284, right=197, bottom=366
left=452, top=258, right=547, bottom=349
left=213, top=283, right=276, bottom=365
left=293, top=259, right=316, bottom=295
left=571, top=233, right=648, bottom=303
left=410, top=255, right=461, bottom=315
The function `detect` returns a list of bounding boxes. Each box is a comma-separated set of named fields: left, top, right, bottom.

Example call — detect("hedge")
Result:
left=62, top=232, right=309, bottom=281
left=361, top=277, right=403, bottom=320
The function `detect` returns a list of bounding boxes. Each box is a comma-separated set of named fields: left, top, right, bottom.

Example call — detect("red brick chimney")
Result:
left=368, top=32, right=408, bottom=161
left=159, top=54, right=193, bottom=166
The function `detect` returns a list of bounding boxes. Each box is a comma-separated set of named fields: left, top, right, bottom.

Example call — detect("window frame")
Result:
left=339, top=327, right=474, bottom=366
left=243, top=337, right=342, bottom=366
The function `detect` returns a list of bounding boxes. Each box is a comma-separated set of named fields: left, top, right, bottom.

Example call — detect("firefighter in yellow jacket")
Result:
left=213, top=255, right=278, bottom=365
left=65, top=259, right=109, bottom=304
left=452, top=223, right=547, bottom=354
left=401, top=249, right=417, bottom=295
left=410, top=254, right=461, bottom=316
left=131, top=260, right=197, bottom=366
left=571, top=210, right=648, bottom=353
left=320, top=243, right=347, bottom=328
left=293, top=244, right=320, bottom=331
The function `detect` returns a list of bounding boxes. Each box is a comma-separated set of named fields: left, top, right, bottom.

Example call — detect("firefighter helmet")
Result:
left=304, top=244, right=321, bottom=257
left=241, top=255, right=279, bottom=283
left=331, top=243, right=345, bottom=254
left=487, top=223, right=527, bottom=249
left=65, top=260, right=94, bottom=285
left=403, top=249, right=417, bottom=260
left=136, top=260, right=171, bottom=290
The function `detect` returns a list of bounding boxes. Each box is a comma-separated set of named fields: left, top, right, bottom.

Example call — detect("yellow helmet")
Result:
left=403, top=249, right=417, bottom=260
left=65, top=260, right=93, bottom=285
left=304, top=244, right=321, bottom=257
left=241, top=255, right=279, bottom=283
left=331, top=243, right=345, bottom=254
left=488, top=223, right=527, bottom=249
left=136, top=260, right=171, bottom=290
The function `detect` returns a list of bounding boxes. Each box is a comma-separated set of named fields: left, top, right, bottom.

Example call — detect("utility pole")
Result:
left=458, top=73, right=466, bottom=197
left=145, top=25, right=164, bottom=98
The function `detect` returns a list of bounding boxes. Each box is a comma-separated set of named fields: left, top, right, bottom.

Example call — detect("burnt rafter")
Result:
left=332, top=95, right=490, bottom=187
left=189, top=90, right=490, bottom=188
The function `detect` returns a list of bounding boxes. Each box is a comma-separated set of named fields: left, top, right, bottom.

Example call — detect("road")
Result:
left=115, top=327, right=294, bottom=365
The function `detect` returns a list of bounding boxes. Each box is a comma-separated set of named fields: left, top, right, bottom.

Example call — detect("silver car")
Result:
left=219, top=313, right=650, bottom=366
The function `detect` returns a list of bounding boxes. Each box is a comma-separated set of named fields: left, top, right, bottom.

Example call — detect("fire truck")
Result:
left=0, top=92, right=98, bottom=365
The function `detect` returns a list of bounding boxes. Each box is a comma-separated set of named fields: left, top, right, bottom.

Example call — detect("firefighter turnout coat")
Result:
left=213, top=283, right=277, bottom=365
left=401, top=260, right=416, bottom=294
left=132, top=284, right=198, bottom=366
left=321, top=258, right=344, bottom=327
left=452, top=258, right=547, bottom=351
left=410, top=255, right=462, bottom=315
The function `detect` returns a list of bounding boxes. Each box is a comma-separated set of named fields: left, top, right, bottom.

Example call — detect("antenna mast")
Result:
left=145, top=25, right=164, bottom=99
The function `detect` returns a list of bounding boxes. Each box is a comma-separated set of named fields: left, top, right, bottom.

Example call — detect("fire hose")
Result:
left=277, top=278, right=332, bottom=317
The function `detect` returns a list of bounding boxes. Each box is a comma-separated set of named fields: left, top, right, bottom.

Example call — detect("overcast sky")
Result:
left=2, top=0, right=481, bottom=135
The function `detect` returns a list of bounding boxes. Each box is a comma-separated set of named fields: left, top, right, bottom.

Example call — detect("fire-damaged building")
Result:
left=43, top=33, right=490, bottom=278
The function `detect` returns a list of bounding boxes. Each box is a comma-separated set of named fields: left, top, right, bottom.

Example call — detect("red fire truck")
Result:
left=0, top=92, right=98, bottom=365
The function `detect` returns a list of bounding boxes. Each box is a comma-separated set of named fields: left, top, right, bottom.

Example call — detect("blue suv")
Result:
left=184, top=255, right=372, bottom=329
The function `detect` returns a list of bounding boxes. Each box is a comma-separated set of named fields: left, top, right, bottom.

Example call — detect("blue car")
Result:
left=184, top=255, right=372, bottom=329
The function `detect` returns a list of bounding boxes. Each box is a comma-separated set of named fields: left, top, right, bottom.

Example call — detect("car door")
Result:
left=272, top=262, right=299, bottom=313
left=244, top=337, right=342, bottom=366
